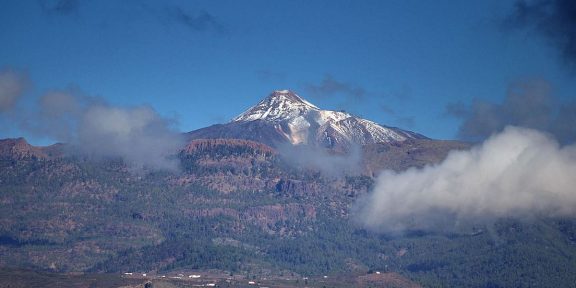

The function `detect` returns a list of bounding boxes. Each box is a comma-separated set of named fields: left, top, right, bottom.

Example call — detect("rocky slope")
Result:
left=2, top=90, right=576, bottom=287
left=2, top=137, right=576, bottom=288
left=0, top=138, right=63, bottom=160
left=188, top=90, right=426, bottom=149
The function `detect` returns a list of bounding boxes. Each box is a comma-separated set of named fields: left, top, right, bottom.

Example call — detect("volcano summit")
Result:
left=188, top=90, right=425, bottom=149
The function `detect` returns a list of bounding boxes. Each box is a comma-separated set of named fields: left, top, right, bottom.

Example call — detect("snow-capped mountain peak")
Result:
left=233, top=90, right=318, bottom=122
left=227, top=90, right=426, bottom=148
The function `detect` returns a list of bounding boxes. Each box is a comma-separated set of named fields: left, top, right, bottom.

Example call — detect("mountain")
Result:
left=187, top=90, right=426, bottom=149
left=2, top=91, right=576, bottom=287
left=0, top=137, right=63, bottom=160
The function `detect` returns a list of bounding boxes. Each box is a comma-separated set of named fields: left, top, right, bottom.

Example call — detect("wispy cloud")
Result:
left=256, top=69, right=286, bottom=82
left=0, top=69, right=28, bottom=113
left=168, top=6, right=225, bottom=34
left=38, top=0, right=80, bottom=16
left=77, top=104, right=184, bottom=171
left=395, top=116, right=415, bottom=128
left=277, top=143, right=362, bottom=177
left=380, top=104, right=415, bottom=128
left=305, top=75, right=366, bottom=101
left=505, top=0, right=576, bottom=69
left=446, top=79, right=576, bottom=144
left=2, top=80, right=183, bottom=172
left=37, top=89, right=183, bottom=171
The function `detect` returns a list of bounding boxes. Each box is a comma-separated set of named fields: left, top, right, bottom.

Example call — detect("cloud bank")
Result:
left=354, top=126, right=576, bottom=233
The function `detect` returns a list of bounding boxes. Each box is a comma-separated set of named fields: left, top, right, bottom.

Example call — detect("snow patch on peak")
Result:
left=315, top=110, right=351, bottom=125
left=269, top=90, right=319, bottom=109
left=232, top=90, right=319, bottom=122
left=231, top=90, right=423, bottom=147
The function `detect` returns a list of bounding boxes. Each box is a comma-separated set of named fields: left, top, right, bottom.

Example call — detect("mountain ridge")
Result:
left=188, top=90, right=426, bottom=149
left=1, top=91, right=575, bottom=287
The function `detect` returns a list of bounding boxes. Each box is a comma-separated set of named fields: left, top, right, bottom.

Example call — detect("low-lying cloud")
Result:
left=77, top=104, right=183, bottom=171
left=278, top=143, right=362, bottom=177
left=1, top=77, right=184, bottom=171
left=37, top=90, right=183, bottom=171
left=354, top=126, right=576, bottom=233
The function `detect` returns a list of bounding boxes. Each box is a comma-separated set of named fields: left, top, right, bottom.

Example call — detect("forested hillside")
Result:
left=1, top=138, right=576, bottom=287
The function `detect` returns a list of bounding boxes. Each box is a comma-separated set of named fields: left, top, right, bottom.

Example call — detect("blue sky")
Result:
left=1, top=0, right=575, bottom=144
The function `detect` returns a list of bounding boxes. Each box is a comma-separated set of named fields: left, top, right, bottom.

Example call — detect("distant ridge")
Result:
left=0, top=138, right=63, bottom=159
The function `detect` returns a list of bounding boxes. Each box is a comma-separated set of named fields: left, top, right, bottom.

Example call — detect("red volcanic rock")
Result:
left=0, top=138, right=44, bottom=159
left=0, top=138, right=64, bottom=160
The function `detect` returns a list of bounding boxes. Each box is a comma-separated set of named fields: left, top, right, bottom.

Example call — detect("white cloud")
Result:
left=78, top=104, right=183, bottom=171
left=354, top=126, right=576, bottom=232
left=24, top=89, right=183, bottom=171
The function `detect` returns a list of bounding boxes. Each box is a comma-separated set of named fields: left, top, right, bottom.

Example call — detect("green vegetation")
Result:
left=1, top=145, right=576, bottom=287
